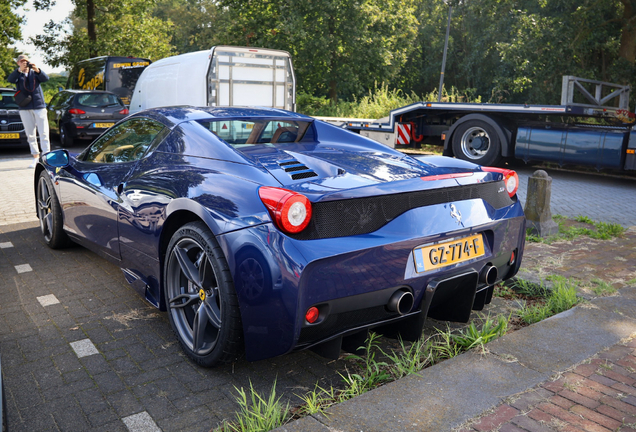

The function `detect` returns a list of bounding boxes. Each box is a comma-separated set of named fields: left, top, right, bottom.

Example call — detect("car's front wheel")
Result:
left=164, top=222, right=243, bottom=367
left=37, top=171, right=72, bottom=249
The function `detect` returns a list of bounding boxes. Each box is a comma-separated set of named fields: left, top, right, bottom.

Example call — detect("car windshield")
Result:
left=76, top=93, right=122, bottom=108
left=0, top=91, right=18, bottom=109
left=198, top=119, right=312, bottom=147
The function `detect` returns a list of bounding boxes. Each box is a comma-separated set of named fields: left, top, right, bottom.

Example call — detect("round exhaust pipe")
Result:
left=480, top=265, right=498, bottom=286
left=387, top=290, right=414, bottom=315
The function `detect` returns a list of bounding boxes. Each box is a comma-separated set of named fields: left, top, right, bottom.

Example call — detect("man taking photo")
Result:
left=8, top=54, right=51, bottom=168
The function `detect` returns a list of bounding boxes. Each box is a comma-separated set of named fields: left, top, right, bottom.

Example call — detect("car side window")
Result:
left=49, top=93, right=62, bottom=107
left=82, top=118, right=164, bottom=164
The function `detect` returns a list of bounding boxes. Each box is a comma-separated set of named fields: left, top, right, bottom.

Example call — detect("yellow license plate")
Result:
left=93, top=123, right=114, bottom=128
left=413, top=234, right=485, bottom=273
left=0, top=133, right=19, bottom=139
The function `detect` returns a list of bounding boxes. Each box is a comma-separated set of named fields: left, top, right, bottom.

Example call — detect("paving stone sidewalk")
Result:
left=458, top=338, right=636, bottom=432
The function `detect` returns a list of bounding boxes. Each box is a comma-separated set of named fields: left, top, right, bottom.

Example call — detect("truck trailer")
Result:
left=341, top=76, right=636, bottom=172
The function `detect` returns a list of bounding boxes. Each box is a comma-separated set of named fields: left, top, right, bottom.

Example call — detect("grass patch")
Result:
left=589, top=278, right=617, bottom=297
left=517, top=277, right=580, bottom=324
left=526, top=215, right=624, bottom=243
left=341, top=332, right=392, bottom=397
left=451, top=315, right=508, bottom=350
left=215, top=381, right=290, bottom=432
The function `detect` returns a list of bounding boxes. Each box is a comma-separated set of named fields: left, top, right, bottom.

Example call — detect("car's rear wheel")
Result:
left=37, top=171, right=72, bottom=249
left=164, top=222, right=243, bottom=367
left=60, top=124, right=73, bottom=147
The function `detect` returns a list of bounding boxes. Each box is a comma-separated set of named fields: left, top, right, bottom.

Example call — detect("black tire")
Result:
left=37, top=171, right=72, bottom=249
left=451, top=120, right=502, bottom=166
left=60, top=124, right=73, bottom=147
left=164, top=222, right=243, bottom=367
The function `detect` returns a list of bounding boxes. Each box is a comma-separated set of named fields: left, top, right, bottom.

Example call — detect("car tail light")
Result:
left=305, top=307, right=319, bottom=324
left=69, top=108, right=85, bottom=115
left=119, top=108, right=129, bottom=115
left=258, top=187, right=312, bottom=234
left=482, top=167, right=519, bottom=197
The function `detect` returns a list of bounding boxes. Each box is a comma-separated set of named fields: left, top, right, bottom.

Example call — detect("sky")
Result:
left=14, top=0, right=75, bottom=74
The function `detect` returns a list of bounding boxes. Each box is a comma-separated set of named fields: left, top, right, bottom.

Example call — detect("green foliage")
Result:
left=589, top=278, right=617, bottom=297
left=508, top=278, right=550, bottom=298
left=342, top=332, right=391, bottom=395
left=379, top=337, right=433, bottom=379
left=518, top=277, right=580, bottom=324
left=32, top=0, right=174, bottom=68
left=0, top=0, right=25, bottom=84
left=215, top=380, right=290, bottom=432
left=451, top=315, right=509, bottom=350
left=294, top=384, right=336, bottom=416
left=219, top=0, right=419, bottom=102
left=41, top=74, right=67, bottom=103
left=526, top=216, right=624, bottom=244
left=298, top=84, right=481, bottom=118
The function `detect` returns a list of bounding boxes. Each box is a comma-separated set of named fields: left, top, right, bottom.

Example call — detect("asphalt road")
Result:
left=0, top=139, right=634, bottom=431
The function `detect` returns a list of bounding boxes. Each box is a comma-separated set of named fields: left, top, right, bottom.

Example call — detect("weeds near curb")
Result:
left=526, top=215, right=624, bottom=244
left=518, top=277, right=580, bottom=324
left=215, top=380, right=290, bottom=432
left=589, top=278, right=617, bottom=297
left=451, top=315, right=509, bottom=350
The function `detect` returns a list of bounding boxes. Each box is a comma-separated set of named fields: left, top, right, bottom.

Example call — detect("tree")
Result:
left=153, top=0, right=229, bottom=53
left=219, top=0, right=418, bottom=102
left=32, top=0, right=175, bottom=68
left=0, top=0, right=26, bottom=84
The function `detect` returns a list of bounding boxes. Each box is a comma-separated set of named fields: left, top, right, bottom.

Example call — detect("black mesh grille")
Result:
left=285, top=165, right=309, bottom=172
left=290, top=180, right=513, bottom=240
left=278, top=159, right=318, bottom=180
left=291, top=171, right=319, bottom=180
left=7, top=123, right=23, bottom=131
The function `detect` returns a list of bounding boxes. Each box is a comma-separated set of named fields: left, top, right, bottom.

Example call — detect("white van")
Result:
left=129, top=46, right=296, bottom=114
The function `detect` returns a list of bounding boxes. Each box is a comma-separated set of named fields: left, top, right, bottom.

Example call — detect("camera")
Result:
left=26, top=62, right=33, bottom=69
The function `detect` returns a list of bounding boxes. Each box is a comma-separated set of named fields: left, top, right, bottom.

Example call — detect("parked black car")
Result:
left=46, top=90, right=129, bottom=146
left=0, top=87, right=27, bottom=149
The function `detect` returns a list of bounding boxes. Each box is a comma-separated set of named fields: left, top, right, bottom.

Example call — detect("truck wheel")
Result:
left=452, top=120, right=501, bottom=166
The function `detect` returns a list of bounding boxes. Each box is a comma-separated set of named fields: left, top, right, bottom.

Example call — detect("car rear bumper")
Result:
left=67, top=120, right=120, bottom=139
left=220, top=197, right=526, bottom=361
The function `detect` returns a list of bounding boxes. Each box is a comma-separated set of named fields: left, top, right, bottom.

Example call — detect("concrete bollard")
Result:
left=524, top=170, right=559, bottom=237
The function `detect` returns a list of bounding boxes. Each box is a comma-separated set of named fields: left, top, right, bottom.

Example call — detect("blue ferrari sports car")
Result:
left=35, top=106, right=525, bottom=367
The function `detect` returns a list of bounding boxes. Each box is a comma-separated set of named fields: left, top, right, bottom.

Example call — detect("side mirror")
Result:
left=43, top=149, right=69, bottom=168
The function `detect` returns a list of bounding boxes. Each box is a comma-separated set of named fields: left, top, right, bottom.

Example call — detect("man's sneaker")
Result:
left=28, top=159, right=37, bottom=168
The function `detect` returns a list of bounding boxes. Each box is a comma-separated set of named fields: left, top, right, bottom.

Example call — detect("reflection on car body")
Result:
left=35, top=106, right=526, bottom=367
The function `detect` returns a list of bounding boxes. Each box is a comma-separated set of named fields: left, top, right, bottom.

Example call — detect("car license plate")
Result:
left=93, top=123, right=114, bottom=128
left=413, top=234, right=485, bottom=273
left=0, top=133, right=19, bottom=139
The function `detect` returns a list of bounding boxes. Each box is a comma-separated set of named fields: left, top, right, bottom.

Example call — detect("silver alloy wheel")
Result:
left=37, top=176, right=53, bottom=242
left=460, top=126, right=491, bottom=160
left=166, top=237, right=222, bottom=356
